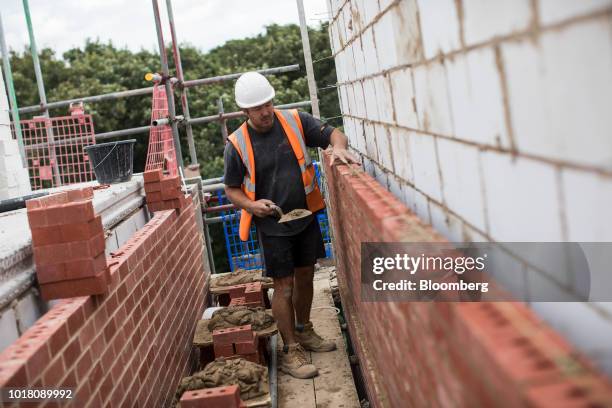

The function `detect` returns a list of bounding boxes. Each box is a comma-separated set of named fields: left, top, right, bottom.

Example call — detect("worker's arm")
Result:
left=224, top=186, right=276, bottom=218
left=328, top=128, right=359, bottom=166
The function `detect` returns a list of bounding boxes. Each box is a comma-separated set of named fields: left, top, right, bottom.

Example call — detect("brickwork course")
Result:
left=0, top=193, right=206, bottom=406
left=327, top=0, right=612, bottom=384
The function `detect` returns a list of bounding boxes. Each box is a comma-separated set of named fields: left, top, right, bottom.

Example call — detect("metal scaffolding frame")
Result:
left=0, top=0, right=325, bottom=278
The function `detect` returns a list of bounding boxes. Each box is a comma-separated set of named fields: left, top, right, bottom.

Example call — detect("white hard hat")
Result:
left=234, top=72, right=275, bottom=109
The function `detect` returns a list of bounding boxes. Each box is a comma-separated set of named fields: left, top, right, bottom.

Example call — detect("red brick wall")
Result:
left=323, top=156, right=612, bottom=408
left=0, top=200, right=207, bottom=407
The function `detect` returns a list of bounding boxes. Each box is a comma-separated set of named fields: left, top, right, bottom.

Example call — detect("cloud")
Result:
left=1, top=0, right=331, bottom=55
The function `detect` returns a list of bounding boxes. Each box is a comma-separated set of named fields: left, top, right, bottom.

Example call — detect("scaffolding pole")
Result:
left=165, top=0, right=197, bottom=166
left=0, top=13, right=26, bottom=167
left=23, top=0, right=61, bottom=186
left=296, top=0, right=320, bottom=119
left=17, top=65, right=301, bottom=115
left=95, top=101, right=311, bottom=141
left=151, top=0, right=184, bottom=171
left=218, top=97, right=228, bottom=144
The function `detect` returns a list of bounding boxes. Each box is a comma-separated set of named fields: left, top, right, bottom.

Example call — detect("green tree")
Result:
left=7, top=23, right=339, bottom=272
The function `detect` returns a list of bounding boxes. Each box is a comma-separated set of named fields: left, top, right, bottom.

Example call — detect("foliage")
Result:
left=8, top=23, right=339, bottom=273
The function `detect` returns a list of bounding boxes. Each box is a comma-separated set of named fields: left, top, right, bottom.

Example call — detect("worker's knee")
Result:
left=273, top=276, right=294, bottom=299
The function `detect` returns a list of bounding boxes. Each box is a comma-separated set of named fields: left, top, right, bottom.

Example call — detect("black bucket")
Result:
left=85, top=139, right=136, bottom=184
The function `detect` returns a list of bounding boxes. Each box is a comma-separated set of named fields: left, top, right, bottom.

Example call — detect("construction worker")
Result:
left=224, top=72, right=357, bottom=379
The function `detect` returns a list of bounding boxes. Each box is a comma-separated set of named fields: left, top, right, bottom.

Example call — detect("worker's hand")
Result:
left=328, top=147, right=359, bottom=167
left=248, top=199, right=278, bottom=218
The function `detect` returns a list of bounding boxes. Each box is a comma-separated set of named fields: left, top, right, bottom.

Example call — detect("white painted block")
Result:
left=338, top=85, right=351, bottom=114
left=394, top=0, right=424, bottom=65
left=350, top=0, right=366, bottom=31
left=347, top=84, right=357, bottom=115
left=15, top=293, right=42, bottom=333
left=353, top=118, right=366, bottom=154
left=374, top=11, right=399, bottom=71
left=463, top=0, right=532, bottom=45
left=0, top=66, right=9, bottom=113
left=429, top=201, right=464, bottom=242
left=362, top=27, right=380, bottom=76
left=503, top=19, right=612, bottom=169
left=353, top=81, right=367, bottom=118
left=362, top=0, right=381, bottom=26
left=539, top=0, right=612, bottom=25
left=416, top=0, right=461, bottom=59
left=353, top=38, right=367, bottom=80
left=0, top=139, right=20, bottom=157
left=481, top=152, right=562, bottom=241
left=0, top=108, right=10, bottom=127
left=389, top=67, right=419, bottom=128
left=372, top=163, right=389, bottom=188
left=0, top=309, right=20, bottom=352
left=413, top=188, right=431, bottom=224
left=388, top=127, right=413, bottom=182
left=413, top=62, right=454, bottom=135
left=437, top=138, right=487, bottom=232
left=530, top=302, right=612, bottom=375
left=485, top=245, right=529, bottom=300
left=373, top=75, right=394, bottom=124
left=387, top=174, right=403, bottom=202
left=363, top=121, right=379, bottom=161
left=336, top=5, right=347, bottom=48
left=342, top=3, right=354, bottom=44
left=401, top=182, right=417, bottom=213
left=408, top=133, right=442, bottom=202
left=562, top=169, right=612, bottom=241
left=362, top=78, right=380, bottom=121
left=374, top=124, right=393, bottom=171
left=446, top=47, right=509, bottom=147
left=105, top=232, right=119, bottom=256
left=344, top=45, right=356, bottom=82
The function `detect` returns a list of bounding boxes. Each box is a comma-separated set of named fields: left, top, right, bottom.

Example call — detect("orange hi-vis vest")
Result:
left=227, top=109, right=326, bottom=241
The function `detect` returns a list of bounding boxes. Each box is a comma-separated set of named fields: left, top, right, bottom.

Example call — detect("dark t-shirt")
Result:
left=224, top=111, right=334, bottom=236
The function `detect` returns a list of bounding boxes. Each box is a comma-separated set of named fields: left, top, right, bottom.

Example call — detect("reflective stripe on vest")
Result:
left=228, top=109, right=325, bottom=241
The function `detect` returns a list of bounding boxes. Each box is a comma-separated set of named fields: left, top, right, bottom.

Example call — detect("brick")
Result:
left=144, top=181, right=162, bottom=193
left=179, top=385, right=242, bottom=408
left=212, top=325, right=253, bottom=345
left=66, top=187, right=94, bottom=202
left=39, top=267, right=110, bottom=300
left=227, top=284, right=247, bottom=299
left=33, top=232, right=106, bottom=268
left=213, top=343, right=234, bottom=358
left=146, top=191, right=162, bottom=203
left=60, top=216, right=103, bottom=243
left=243, top=282, right=263, bottom=306
left=143, top=169, right=163, bottom=183
left=234, top=333, right=258, bottom=355
left=161, top=185, right=181, bottom=201
left=229, top=297, right=246, bottom=307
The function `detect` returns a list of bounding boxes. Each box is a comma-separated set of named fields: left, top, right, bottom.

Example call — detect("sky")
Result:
left=0, top=0, right=331, bottom=56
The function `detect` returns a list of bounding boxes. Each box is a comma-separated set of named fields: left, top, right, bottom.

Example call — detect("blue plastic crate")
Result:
left=219, top=161, right=333, bottom=272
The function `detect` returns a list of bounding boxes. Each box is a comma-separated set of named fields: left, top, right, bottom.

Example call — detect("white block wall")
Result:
left=327, top=0, right=612, bottom=374
left=0, top=65, right=30, bottom=201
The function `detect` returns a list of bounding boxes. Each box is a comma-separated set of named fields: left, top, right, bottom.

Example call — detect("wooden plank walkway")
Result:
left=277, top=268, right=360, bottom=408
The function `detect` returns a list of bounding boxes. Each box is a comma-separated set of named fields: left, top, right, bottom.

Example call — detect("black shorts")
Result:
left=257, top=219, right=326, bottom=279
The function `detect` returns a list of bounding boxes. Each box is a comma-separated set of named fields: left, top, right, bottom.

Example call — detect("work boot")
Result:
left=295, top=321, right=337, bottom=352
left=279, top=343, right=318, bottom=379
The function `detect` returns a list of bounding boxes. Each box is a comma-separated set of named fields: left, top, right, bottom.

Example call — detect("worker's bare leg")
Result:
left=272, top=275, right=297, bottom=345
left=293, top=265, right=315, bottom=326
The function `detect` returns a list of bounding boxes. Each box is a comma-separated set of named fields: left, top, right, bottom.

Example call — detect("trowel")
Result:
left=267, top=204, right=312, bottom=223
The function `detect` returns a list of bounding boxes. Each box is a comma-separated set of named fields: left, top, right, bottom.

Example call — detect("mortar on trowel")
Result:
left=266, top=203, right=312, bottom=223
